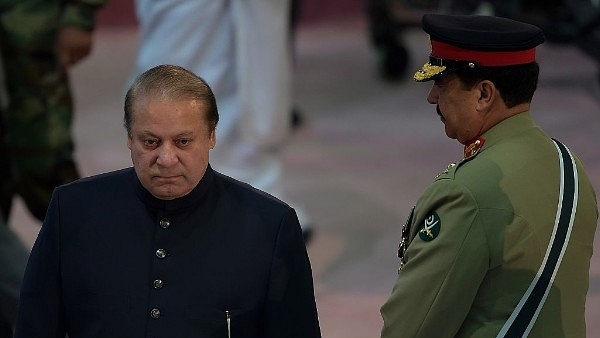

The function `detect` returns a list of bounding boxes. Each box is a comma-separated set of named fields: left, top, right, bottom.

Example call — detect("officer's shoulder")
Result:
left=434, top=150, right=493, bottom=191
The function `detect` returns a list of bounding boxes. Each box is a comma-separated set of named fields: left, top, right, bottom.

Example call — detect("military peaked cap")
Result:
left=414, top=14, right=545, bottom=82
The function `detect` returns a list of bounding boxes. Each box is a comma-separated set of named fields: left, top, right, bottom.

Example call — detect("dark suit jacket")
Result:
left=15, top=166, right=321, bottom=338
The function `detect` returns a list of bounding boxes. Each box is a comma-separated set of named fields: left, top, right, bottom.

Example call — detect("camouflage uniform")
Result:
left=0, top=0, right=105, bottom=335
left=0, top=0, right=106, bottom=222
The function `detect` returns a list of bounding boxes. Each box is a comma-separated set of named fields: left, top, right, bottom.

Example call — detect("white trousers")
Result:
left=134, top=0, right=292, bottom=200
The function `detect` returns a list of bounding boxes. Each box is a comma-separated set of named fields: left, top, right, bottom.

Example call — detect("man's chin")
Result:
left=150, top=185, right=189, bottom=200
left=443, top=127, right=457, bottom=141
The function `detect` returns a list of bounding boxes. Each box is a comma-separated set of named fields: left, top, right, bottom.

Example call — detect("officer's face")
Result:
left=127, top=97, right=216, bottom=200
left=427, top=74, right=483, bottom=144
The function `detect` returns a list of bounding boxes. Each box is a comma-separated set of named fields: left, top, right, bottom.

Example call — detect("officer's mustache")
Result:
left=436, top=105, right=445, bottom=121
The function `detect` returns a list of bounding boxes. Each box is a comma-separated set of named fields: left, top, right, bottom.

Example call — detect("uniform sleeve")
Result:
left=263, top=207, right=321, bottom=338
left=380, top=180, right=489, bottom=338
left=14, top=191, right=67, bottom=338
left=59, top=0, right=109, bottom=31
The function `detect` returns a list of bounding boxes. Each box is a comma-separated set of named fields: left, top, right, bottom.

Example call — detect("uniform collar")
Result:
left=463, top=137, right=486, bottom=158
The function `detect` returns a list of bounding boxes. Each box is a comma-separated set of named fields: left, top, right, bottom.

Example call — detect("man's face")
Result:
left=127, top=97, right=216, bottom=200
left=426, top=74, right=483, bottom=144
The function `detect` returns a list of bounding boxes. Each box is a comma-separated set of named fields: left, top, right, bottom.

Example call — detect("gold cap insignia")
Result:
left=414, top=62, right=447, bottom=82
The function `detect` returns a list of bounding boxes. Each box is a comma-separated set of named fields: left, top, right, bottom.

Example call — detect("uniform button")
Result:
left=159, top=218, right=170, bottom=229
left=155, top=249, right=167, bottom=259
left=153, top=279, right=164, bottom=289
left=150, top=308, right=161, bottom=319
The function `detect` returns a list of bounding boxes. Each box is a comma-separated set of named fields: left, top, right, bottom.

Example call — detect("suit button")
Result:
left=159, top=218, right=170, bottom=229
left=150, top=308, right=161, bottom=319
left=155, top=249, right=167, bottom=259
left=153, top=279, right=164, bottom=289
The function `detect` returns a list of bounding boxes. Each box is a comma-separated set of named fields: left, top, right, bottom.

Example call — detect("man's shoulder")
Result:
left=213, top=171, right=291, bottom=210
left=58, top=167, right=134, bottom=192
left=211, top=171, right=299, bottom=227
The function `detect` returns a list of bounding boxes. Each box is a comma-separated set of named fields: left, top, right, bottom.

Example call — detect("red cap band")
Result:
left=431, top=40, right=536, bottom=66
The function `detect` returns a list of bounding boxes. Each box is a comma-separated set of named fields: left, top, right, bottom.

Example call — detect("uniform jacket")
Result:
left=381, top=112, right=598, bottom=338
left=15, top=166, right=321, bottom=338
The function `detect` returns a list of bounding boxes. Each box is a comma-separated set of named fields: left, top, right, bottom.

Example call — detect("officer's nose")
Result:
left=427, top=85, right=439, bottom=104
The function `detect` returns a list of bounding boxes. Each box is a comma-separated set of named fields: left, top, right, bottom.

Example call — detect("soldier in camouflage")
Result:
left=0, top=0, right=106, bottom=335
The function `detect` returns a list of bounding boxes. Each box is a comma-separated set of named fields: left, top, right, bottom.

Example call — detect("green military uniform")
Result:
left=381, top=112, right=598, bottom=337
left=0, top=0, right=106, bottom=221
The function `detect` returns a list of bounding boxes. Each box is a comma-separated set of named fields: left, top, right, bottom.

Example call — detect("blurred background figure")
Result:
left=0, top=0, right=106, bottom=223
left=366, top=0, right=420, bottom=80
left=290, top=0, right=306, bottom=129
left=0, top=0, right=106, bottom=335
left=132, top=0, right=314, bottom=242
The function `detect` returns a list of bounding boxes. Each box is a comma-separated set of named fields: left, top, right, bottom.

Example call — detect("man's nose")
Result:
left=156, top=143, right=179, bottom=167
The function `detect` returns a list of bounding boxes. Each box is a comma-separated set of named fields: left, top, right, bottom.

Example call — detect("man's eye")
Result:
left=177, top=139, right=191, bottom=147
left=143, top=139, right=158, bottom=147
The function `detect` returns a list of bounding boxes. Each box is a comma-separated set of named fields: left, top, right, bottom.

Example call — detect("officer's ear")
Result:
left=475, top=80, right=496, bottom=112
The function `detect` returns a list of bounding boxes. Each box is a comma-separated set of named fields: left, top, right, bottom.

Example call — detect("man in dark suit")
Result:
left=14, top=64, right=322, bottom=338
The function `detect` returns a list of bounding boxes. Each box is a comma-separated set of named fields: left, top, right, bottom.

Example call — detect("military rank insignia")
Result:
left=435, top=162, right=456, bottom=180
left=463, top=137, right=485, bottom=158
left=418, top=211, right=441, bottom=241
